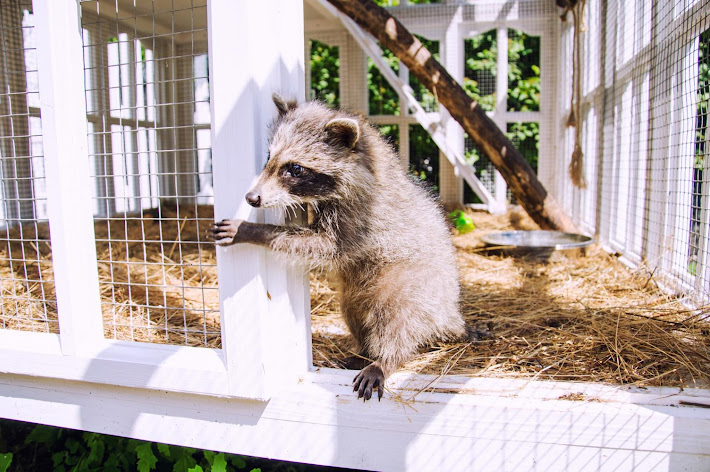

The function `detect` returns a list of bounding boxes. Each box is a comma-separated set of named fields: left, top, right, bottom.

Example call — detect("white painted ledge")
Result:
left=0, top=331, right=229, bottom=397
left=1, top=368, right=709, bottom=471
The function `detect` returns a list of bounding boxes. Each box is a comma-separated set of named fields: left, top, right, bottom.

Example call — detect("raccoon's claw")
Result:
left=208, top=219, right=242, bottom=246
left=353, top=364, right=385, bottom=402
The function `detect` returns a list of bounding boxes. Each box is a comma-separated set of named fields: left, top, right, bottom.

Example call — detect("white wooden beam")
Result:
left=493, top=26, right=509, bottom=210
left=208, top=0, right=309, bottom=400
left=1, top=371, right=709, bottom=471
left=34, top=0, right=105, bottom=355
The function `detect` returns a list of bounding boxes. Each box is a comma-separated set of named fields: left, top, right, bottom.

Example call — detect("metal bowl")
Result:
left=480, top=230, right=593, bottom=250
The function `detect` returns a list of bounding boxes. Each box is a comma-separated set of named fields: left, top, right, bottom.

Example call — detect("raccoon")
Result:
left=210, top=94, right=466, bottom=401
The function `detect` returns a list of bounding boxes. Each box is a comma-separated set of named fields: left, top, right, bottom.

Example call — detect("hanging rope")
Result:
left=568, top=1, right=587, bottom=188
left=560, top=0, right=588, bottom=188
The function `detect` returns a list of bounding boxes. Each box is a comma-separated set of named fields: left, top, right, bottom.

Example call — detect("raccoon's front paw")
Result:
left=353, top=364, right=385, bottom=402
left=208, top=219, right=243, bottom=246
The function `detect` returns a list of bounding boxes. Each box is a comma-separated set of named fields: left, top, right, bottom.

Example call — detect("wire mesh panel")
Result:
left=409, top=124, right=438, bottom=191
left=0, top=2, right=57, bottom=333
left=368, top=45, right=400, bottom=116
left=558, top=0, right=710, bottom=305
left=80, top=0, right=219, bottom=347
left=410, top=35, right=438, bottom=113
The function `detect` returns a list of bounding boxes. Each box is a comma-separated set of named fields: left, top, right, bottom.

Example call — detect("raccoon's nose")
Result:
left=245, top=191, right=261, bottom=207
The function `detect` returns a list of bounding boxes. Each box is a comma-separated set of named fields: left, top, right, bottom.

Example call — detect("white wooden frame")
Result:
left=0, top=0, right=310, bottom=401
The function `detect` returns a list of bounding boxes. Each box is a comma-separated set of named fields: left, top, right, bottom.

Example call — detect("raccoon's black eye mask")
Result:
left=280, top=162, right=337, bottom=197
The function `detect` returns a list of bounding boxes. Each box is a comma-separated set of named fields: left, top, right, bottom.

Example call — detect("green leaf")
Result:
left=85, top=433, right=105, bottom=465
left=25, top=425, right=59, bottom=445
left=66, top=437, right=81, bottom=455
left=230, top=455, right=247, bottom=469
left=136, top=443, right=158, bottom=472
left=210, top=453, right=228, bottom=472
left=0, top=453, right=12, bottom=472
left=52, top=451, right=67, bottom=468
left=158, top=443, right=171, bottom=458
left=187, top=467, right=204, bottom=472
left=249, top=469, right=261, bottom=472
left=174, top=454, right=198, bottom=472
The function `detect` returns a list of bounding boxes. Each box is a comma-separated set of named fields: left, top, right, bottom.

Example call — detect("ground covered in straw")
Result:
left=312, top=208, right=710, bottom=388
left=1, top=205, right=708, bottom=388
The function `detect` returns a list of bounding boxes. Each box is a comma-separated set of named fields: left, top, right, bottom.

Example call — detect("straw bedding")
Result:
left=1, top=205, right=708, bottom=388
left=311, top=208, right=710, bottom=388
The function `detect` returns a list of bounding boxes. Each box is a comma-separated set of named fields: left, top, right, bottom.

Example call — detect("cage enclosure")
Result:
left=0, top=0, right=709, bottom=471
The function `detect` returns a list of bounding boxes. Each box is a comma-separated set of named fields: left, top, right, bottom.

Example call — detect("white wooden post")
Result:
left=208, top=0, right=309, bottom=400
left=539, top=20, right=559, bottom=201
left=439, top=14, right=464, bottom=206
left=33, top=0, right=105, bottom=355
left=342, top=33, right=368, bottom=115
left=666, top=38, right=697, bottom=282
left=493, top=26, right=509, bottom=210
left=643, top=1, right=668, bottom=269
left=398, top=64, right=411, bottom=172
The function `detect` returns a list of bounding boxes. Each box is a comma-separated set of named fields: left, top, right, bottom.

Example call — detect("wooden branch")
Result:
left=327, top=0, right=577, bottom=232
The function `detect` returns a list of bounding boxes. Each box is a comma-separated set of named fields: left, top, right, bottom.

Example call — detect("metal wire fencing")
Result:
left=81, top=0, right=219, bottom=347
left=558, top=0, right=710, bottom=305
left=0, top=1, right=57, bottom=334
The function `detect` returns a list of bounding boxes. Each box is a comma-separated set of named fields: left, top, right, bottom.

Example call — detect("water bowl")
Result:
left=480, top=230, right=593, bottom=251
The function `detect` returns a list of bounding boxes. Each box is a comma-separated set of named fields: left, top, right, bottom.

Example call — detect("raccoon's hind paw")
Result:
left=208, top=219, right=242, bottom=246
left=353, top=364, right=385, bottom=402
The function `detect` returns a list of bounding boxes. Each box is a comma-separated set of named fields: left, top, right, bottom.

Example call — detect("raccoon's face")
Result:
left=245, top=95, right=361, bottom=210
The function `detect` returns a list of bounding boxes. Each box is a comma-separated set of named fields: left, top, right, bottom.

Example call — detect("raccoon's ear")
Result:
left=273, top=93, right=298, bottom=118
left=325, top=118, right=360, bottom=150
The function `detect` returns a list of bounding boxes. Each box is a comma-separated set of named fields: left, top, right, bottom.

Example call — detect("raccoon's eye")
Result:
left=285, top=163, right=303, bottom=177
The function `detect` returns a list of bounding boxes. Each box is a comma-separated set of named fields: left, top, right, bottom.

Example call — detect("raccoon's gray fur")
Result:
left=210, top=94, right=466, bottom=401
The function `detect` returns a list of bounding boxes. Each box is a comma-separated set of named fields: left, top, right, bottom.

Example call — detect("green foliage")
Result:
left=507, top=29, right=540, bottom=112
left=310, top=40, right=340, bottom=107
left=378, top=124, right=400, bottom=153
left=462, top=28, right=540, bottom=202
left=507, top=122, right=539, bottom=172
left=464, top=30, right=497, bottom=112
left=0, top=420, right=296, bottom=472
left=136, top=442, right=158, bottom=472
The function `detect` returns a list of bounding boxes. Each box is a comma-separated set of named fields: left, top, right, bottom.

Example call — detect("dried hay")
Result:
left=312, top=207, right=710, bottom=388
left=2, top=204, right=709, bottom=388
left=0, top=204, right=221, bottom=347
